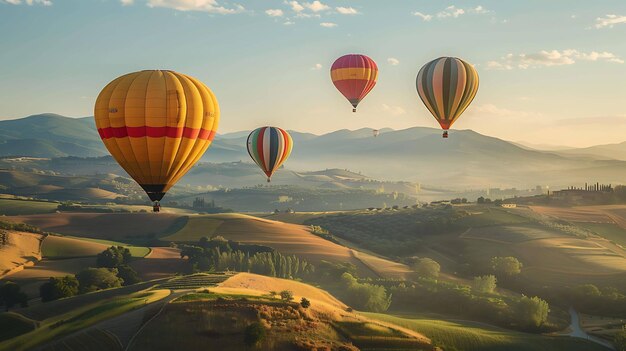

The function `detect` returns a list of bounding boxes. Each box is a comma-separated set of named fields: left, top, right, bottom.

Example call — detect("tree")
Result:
left=413, top=258, right=440, bottom=279
left=340, top=273, right=391, bottom=313
left=96, top=246, right=132, bottom=268
left=0, top=281, right=28, bottom=311
left=280, top=290, right=294, bottom=302
left=116, top=265, right=141, bottom=286
left=244, top=322, right=266, bottom=347
left=491, top=256, right=522, bottom=277
left=477, top=196, right=485, bottom=204
left=76, top=268, right=123, bottom=293
left=40, top=276, right=79, bottom=302
left=300, top=297, right=311, bottom=309
left=516, top=296, right=549, bottom=329
left=472, top=275, right=497, bottom=294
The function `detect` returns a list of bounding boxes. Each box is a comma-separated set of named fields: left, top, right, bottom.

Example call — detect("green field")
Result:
left=363, top=313, right=610, bottom=351
left=44, top=328, right=121, bottom=351
left=0, top=313, right=35, bottom=342
left=578, top=222, right=626, bottom=246
left=17, top=280, right=167, bottom=321
left=0, top=289, right=169, bottom=351
left=42, top=235, right=150, bottom=258
left=0, top=198, right=58, bottom=215
left=158, top=273, right=233, bottom=290
left=455, top=208, right=532, bottom=227
left=160, top=216, right=223, bottom=242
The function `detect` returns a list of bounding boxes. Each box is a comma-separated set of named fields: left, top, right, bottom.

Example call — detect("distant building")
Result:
left=501, top=204, right=517, bottom=208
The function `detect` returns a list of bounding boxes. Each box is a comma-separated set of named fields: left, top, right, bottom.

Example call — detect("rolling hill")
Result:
left=0, top=114, right=106, bottom=157
left=1, top=114, right=626, bottom=189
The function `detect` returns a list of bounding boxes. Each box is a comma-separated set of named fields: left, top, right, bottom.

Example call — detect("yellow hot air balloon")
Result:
left=94, top=70, right=219, bottom=204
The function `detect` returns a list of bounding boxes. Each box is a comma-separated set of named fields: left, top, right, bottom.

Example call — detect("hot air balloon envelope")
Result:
left=416, top=57, right=478, bottom=138
left=247, top=127, right=293, bottom=182
left=94, top=70, right=219, bottom=201
left=331, top=54, right=378, bottom=112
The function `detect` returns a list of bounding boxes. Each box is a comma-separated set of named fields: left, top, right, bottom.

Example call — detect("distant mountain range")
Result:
left=1, top=113, right=625, bottom=189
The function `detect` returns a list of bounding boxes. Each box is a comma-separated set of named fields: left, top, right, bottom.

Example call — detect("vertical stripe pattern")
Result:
left=94, top=70, right=219, bottom=201
left=416, top=57, right=479, bottom=131
left=247, top=127, right=293, bottom=181
left=330, top=54, right=378, bottom=109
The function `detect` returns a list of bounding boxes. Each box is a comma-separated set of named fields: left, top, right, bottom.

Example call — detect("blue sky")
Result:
left=1, top=0, right=626, bottom=147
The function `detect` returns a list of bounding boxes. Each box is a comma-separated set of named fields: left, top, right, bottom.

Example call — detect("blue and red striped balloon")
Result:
left=247, top=127, right=293, bottom=182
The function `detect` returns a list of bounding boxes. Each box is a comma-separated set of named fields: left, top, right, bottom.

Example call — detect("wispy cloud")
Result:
left=283, top=20, right=295, bottom=25
left=437, top=5, right=464, bottom=18
left=265, top=8, right=283, bottom=17
left=595, top=14, right=626, bottom=29
left=487, top=49, right=624, bottom=70
left=320, top=22, right=336, bottom=27
left=311, top=63, right=322, bottom=70
left=382, top=104, right=406, bottom=116
left=412, top=11, right=432, bottom=21
left=413, top=5, right=490, bottom=21
left=387, top=57, right=400, bottom=66
left=146, top=0, right=244, bottom=14
left=120, top=0, right=134, bottom=5
left=2, top=0, right=52, bottom=5
left=336, top=6, right=358, bottom=15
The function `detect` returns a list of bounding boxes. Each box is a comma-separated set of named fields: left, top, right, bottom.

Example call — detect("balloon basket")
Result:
left=442, top=131, right=449, bottom=138
left=352, top=108, right=356, bottom=113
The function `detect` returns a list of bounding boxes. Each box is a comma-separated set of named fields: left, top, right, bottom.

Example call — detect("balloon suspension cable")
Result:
left=442, top=130, right=449, bottom=138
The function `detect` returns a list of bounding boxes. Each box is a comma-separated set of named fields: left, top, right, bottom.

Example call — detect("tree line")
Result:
left=180, top=236, right=315, bottom=280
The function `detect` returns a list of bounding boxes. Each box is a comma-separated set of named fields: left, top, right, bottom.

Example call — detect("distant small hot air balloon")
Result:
left=416, top=57, right=479, bottom=138
left=94, top=70, right=219, bottom=207
left=247, top=127, right=293, bottom=182
left=331, top=54, right=378, bottom=112
left=372, top=129, right=380, bottom=137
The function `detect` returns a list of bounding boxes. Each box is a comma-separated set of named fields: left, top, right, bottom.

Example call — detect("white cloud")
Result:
left=336, top=6, right=358, bottom=15
left=382, top=104, right=406, bottom=116
left=487, top=49, right=623, bottom=70
left=320, top=22, right=336, bottom=27
left=595, top=14, right=626, bottom=29
left=437, top=5, right=464, bottom=18
left=413, top=5, right=490, bottom=21
left=303, top=0, right=329, bottom=12
left=146, top=0, right=244, bottom=14
left=120, top=0, right=134, bottom=5
left=412, top=11, right=432, bottom=21
left=265, top=8, right=283, bottom=17
left=311, top=63, right=322, bottom=70
left=387, top=57, right=400, bottom=66
left=469, top=6, right=489, bottom=14
left=2, top=0, right=52, bottom=5
left=283, top=20, right=295, bottom=25
left=285, top=0, right=304, bottom=12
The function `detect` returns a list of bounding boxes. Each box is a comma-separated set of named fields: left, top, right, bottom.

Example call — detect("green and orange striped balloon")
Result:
left=247, top=127, right=293, bottom=182
left=416, top=57, right=479, bottom=138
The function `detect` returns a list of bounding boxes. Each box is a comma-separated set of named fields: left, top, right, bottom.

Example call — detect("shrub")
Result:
left=472, top=275, right=497, bottom=294
left=40, top=276, right=79, bottom=302
left=244, top=322, right=266, bottom=347
left=300, top=297, right=311, bottom=309
left=76, top=268, right=123, bottom=293
left=280, top=290, right=294, bottom=302
left=413, top=258, right=440, bottom=279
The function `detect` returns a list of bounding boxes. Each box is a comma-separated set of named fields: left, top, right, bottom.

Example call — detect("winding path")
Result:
left=567, top=308, right=615, bottom=350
